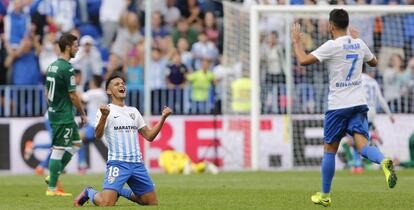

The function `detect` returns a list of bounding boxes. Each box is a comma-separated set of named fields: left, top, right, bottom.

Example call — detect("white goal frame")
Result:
left=245, top=4, right=414, bottom=170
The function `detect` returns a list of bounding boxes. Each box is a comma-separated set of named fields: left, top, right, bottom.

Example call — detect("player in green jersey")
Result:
left=45, top=33, right=88, bottom=196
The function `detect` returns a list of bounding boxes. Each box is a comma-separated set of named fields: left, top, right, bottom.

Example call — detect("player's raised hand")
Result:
left=100, top=105, right=110, bottom=117
left=291, top=22, right=302, bottom=44
left=349, top=27, right=359, bottom=39
left=161, top=106, right=172, bottom=119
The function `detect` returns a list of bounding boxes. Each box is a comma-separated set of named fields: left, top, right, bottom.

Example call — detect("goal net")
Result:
left=221, top=2, right=414, bottom=171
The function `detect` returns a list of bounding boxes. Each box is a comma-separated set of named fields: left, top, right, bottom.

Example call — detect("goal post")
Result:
left=222, top=2, right=414, bottom=171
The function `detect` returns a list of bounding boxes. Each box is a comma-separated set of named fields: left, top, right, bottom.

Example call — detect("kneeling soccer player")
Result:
left=74, top=75, right=172, bottom=206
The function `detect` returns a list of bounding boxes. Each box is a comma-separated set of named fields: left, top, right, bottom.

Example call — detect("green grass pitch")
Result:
left=0, top=169, right=413, bottom=210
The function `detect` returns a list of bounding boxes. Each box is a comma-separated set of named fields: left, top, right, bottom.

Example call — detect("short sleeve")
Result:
left=65, top=68, right=77, bottom=92
left=135, top=108, right=147, bottom=130
left=310, top=40, right=334, bottom=62
left=361, top=40, right=375, bottom=62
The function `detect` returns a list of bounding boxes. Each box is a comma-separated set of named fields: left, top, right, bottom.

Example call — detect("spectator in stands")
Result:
left=99, top=0, right=130, bottom=49
left=177, top=37, right=193, bottom=70
left=191, top=31, right=219, bottom=70
left=49, top=0, right=77, bottom=33
left=172, top=17, right=198, bottom=47
left=0, top=37, right=6, bottom=85
left=166, top=51, right=188, bottom=113
left=146, top=11, right=169, bottom=42
left=125, top=48, right=144, bottom=91
left=111, top=12, right=142, bottom=63
left=72, top=35, right=103, bottom=90
left=378, top=1, right=405, bottom=73
left=405, top=58, right=414, bottom=111
left=164, top=0, right=181, bottom=30
left=29, top=0, right=53, bottom=39
left=4, top=0, right=30, bottom=48
left=181, top=0, right=202, bottom=25
left=213, top=55, right=232, bottom=114
left=403, top=6, right=414, bottom=59
left=7, top=32, right=42, bottom=85
left=104, top=52, right=124, bottom=80
left=301, top=19, right=315, bottom=51
left=150, top=47, right=168, bottom=114
left=39, top=30, right=58, bottom=76
left=166, top=51, right=188, bottom=89
left=187, top=58, right=215, bottom=114
left=158, top=36, right=176, bottom=61
left=383, top=54, right=411, bottom=111
left=260, top=31, right=285, bottom=84
left=151, top=0, right=168, bottom=14
left=350, top=0, right=375, bottom=51
left=231, top=74, right=251, bottom=114
left=203, top=11, right=220, bottom=45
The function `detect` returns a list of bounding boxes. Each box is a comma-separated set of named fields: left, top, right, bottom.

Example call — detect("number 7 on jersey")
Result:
left=345, top=54, right=358, bottom=81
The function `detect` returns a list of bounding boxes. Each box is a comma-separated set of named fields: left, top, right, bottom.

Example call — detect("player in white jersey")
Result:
left=78, top=75, right=108, bottom=173
left=74, top=75, right=172, bottom=207
left=292, top=9, right=397, bottom=207
left=362, top=71, right=394, bottom=123
left=343, top=69, right=395, bottom=173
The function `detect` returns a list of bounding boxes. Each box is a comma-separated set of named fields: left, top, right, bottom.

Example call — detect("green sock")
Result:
left=61, top=151, right=73, bottom=170
left=48, top=159, right=62, bottom=189
left=321, top=193, right=330, bottom=199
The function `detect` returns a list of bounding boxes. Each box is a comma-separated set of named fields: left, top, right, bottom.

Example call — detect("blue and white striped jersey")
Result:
left=95, top=104, right=146, bottom=163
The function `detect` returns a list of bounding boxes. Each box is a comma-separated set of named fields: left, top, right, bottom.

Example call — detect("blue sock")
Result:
left=353, top=147, right=362, bottom=167
left=321, top=152, right=336, bottom=194
left=119, top=188, right=133, bottom=200
left=361, top=145, right=384, bottom=164
left=87, top=188, right=98, bottom=205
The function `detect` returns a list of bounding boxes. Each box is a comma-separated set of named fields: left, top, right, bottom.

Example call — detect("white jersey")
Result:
left=95, top=104, right=146, bottom=163
left=311, top=35, right=374, bottom=110
left=82, top=88, right=108, bottom=125
left=362, top=73, right=392, bottom=121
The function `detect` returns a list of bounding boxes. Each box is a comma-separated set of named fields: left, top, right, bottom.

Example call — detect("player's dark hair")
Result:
left=92, top=75, right=103, bottom=87
left=329, top=9, right=349, bottom=30
left=73, top=69, right=81, bottom=75
left=105, top=74, right=124, bottom=90
left=58, top=33, right=78, bottom=52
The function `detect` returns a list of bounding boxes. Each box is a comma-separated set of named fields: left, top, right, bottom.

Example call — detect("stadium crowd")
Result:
left=0, top=0, right=413, bottom=116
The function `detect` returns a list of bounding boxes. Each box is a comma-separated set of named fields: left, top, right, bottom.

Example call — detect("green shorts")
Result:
left=50, top=122, right=81, bottom=148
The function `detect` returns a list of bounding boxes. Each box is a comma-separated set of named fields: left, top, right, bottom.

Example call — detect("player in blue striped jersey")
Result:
left=74, top=75, right=172, bottom=207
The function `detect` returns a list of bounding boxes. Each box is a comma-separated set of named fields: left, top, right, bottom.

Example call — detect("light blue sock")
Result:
left=361, top=145, right=384, bottom=164
left=322, top=152, right=336, bottom=194
left=119, top=188, right=133, bottom=200
left=87, top=188, right=98, bottom=205
left=353, top=146, right=362, bottom=167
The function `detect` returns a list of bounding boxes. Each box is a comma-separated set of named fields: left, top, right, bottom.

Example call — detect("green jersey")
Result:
left=45, top=58, right=77, bottom=124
